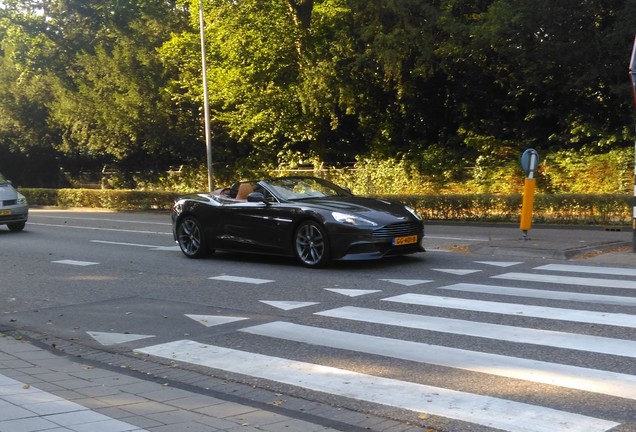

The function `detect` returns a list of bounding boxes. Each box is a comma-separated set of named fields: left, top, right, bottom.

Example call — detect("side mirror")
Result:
left=247, top=192, right=268, bottom=204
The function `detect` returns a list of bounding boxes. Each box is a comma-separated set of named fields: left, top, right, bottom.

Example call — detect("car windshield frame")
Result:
left=261, top=177, right=352, bottom=202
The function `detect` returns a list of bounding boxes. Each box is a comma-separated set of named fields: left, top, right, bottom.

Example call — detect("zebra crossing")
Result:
left=133, top=261, right=636, bottom=432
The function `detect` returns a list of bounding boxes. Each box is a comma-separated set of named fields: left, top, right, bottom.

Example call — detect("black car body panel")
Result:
left=171, top=176, right=424, bottom=266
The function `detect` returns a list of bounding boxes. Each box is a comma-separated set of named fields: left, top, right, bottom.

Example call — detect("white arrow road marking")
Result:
left=324, top=289, right=381, bottom=297
left=475, top=261, right=523, bottom=267
left=87, top=332, right=155, bottom=346
left=259, top=301, right=319, bottom=310
left=91, top=240, right=180, bottom=251
left=432, top=269, right=481, bottom=275
left=242, top=321, right=636, bottom=400
left=134, top=340, right=619, bottom=432
left=379, top=279, right=432, bottom=286
left=209, top=275, right=274, bottom=285
left=52, top=260, right=98, bottom=266
left=185, top=315, right=248, bottom=327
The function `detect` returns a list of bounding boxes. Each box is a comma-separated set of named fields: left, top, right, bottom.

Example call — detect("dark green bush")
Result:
left=382, top=193, right=631, bottom=225
left=21, top=189, right=179, bottom=211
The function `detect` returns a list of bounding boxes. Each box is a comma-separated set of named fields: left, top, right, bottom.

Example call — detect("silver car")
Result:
left=0, top=173, right=28, bottom=231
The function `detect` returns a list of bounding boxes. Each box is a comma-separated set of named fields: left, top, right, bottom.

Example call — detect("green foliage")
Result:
left=384, top=193, right=631, bottom=225
left=21, top=188, right=178, bottom=210
left=1, top=0, right=636, bottom=188
left=542, top=147, right=634, bottom=194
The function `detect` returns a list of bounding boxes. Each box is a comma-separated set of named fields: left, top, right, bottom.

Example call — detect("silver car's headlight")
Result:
left=404, top=205, right=422, bottom=221
left=332, top=212, right=378, bottom=227
left=17, top=193, right=27, bottom=206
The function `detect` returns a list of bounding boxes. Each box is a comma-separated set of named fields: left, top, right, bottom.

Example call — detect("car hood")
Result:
left=0, top=184, right=18, bottom=200
left=292, top=196, right=418, bottom=223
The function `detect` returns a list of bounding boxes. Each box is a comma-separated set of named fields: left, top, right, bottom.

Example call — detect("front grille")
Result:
left=373, top=221, right=421, bottom=239
left=2, top=200, right=17, bottom=206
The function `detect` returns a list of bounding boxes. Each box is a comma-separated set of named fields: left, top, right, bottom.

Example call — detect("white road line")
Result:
left=439, top=283, right=636, bottom=306
left=383, top=294, right=636, bottom=328
left=90, top=240, right=180, bottom=251
left=241, top=321, right=636, bottom=400
left=91, top=240, right=163, bottom=248
left=31, top=214, right=171, bottom=226
left=135, top=340, right=618, bottom=432
left=492, top=272, right=636, bottom=289
left=426, top=235, right=490, bottom=242
left=535, top=264, right=636, bottom=277
left=52, top=260, right=98, bottom=266
left=316, top=306, right=636, bottom=358
left=208, top=275, right=273, bottom=284
left=30, top=222, right=171, bottom=235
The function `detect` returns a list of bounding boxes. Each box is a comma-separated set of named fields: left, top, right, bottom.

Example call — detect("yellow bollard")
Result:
left=520, top=178, right=536, bottom=237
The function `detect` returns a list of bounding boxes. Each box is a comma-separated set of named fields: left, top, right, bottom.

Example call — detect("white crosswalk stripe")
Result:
left=383, top=293, right=636, bottom=328
left=438, top=282, right=636, bottom=306
left=535, top=263, right=636, bottom=277
left=136, top=340, right=619, bottom=432
left=492, top=272, right=636, bottom=289
left=241, top=321, right=636, bottom=400
left=316, top=306, right=636, bottom=358
left=135, top=262, right=636, bottom=432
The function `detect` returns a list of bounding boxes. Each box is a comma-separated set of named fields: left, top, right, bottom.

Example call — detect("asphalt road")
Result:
left=1, top=209, right=635, bottom=432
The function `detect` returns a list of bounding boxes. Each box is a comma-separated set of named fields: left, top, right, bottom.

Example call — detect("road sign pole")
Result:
left=519, top=149, right=539, bottom=240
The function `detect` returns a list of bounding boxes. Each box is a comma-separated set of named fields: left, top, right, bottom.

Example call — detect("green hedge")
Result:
left=20, top=188, right=632, bottom=225
left=380, top=193, right=632, bottom=225
left=21, top=188, right=180, bottom=211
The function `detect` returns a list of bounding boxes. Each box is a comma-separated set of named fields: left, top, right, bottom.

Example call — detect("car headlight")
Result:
left=17, top=193, right=27, bottom=206
left=404, top=205, right=422, bottom=221
left=332, top=212, right=378, bottom=227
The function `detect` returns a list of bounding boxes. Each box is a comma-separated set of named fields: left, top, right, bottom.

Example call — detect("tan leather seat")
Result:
left=235, top=183, right=254, bottom=200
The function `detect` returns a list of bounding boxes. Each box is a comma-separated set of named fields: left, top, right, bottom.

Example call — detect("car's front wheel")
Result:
left=176, top=216, right=211, bottom=258
left=7, top=222, right=25, bottom=232
left=294, top=220, right=330, bottom=267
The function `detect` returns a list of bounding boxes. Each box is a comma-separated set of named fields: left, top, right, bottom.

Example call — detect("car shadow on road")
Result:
left=207, top=250, right=429, bottom=271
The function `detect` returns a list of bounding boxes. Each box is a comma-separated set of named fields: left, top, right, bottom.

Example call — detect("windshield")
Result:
left=0, top=173, right=8, bottom=185
left=263, top=177, right=351, bottom=201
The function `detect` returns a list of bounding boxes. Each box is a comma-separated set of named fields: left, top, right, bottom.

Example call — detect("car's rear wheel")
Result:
left=7, top=222, right=25, bottom=232
left=294, top=220, right=330, bottom=267
left=177, top=216, right=211, bottom=258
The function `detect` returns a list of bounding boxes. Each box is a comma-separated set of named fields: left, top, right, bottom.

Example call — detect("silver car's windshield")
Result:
left=0, top=173, right=8, bottom=185
left=264, top=177, right=351, bottom=201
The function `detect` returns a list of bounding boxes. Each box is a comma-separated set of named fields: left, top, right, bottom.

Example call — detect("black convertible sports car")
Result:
left=171, top=176, right=424, bottom=267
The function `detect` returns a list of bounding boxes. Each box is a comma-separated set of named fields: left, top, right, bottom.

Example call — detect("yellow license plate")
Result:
left=393, top=235, right=418, bottom=246
left=0, top=210, right=11, bottom=216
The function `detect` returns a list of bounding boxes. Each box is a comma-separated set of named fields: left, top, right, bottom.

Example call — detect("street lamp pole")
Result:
left=629, top=34, right=636, bottom=252
left=199, top=0, right=213, bottom=191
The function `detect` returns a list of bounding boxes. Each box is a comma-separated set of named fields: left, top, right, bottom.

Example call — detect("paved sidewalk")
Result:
left=427, top=222, right=634, bottom=265
left=0, top=334, right=367, bottom=432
